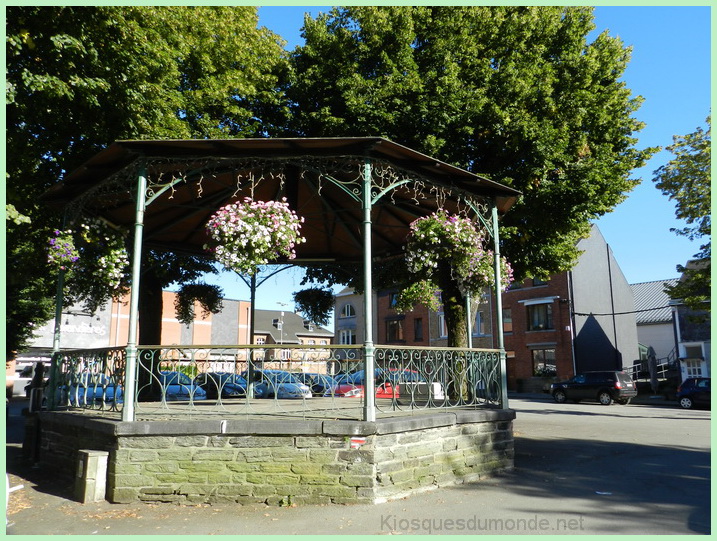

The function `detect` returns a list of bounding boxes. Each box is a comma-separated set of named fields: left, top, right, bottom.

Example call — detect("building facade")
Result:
left=630, top=279, right=679, bottom=363
left=22, top=292, right=333, bottom=354
left=504, top=226, right=639, bottom=390
left=359, top=225, right=640, bottom=392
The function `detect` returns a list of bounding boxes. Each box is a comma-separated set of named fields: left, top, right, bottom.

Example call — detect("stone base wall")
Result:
left=33, top=409, right=514, bottom=505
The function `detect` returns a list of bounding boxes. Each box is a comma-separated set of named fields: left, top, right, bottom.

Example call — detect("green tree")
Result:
left=652, top=116, right=711, bottom=311
left=287, top=6, right=654, bottom=280
left=6, top=6, right=289, bottom=353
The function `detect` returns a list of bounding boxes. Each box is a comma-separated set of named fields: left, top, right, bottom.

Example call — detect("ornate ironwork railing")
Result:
left=48, top=345, right=505, bottom=420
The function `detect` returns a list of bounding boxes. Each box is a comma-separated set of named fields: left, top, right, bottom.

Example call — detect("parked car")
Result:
left=194, top=372, right=247, bottom=399
left=242, top=370, right=312, bottom=399
left=159, top=371, right=207, bottom=401
left=333, top=368, right=411, bottom=398
left=293, top=373, right=338, bottom=396
left=550, top=371, right=637, bottom=405
left=66, top=372, right=123, bottom=406
left=676, top=377, right=710, bottom=409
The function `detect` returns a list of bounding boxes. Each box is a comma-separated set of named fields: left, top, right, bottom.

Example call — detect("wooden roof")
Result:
left=42, top=137, right=520, bottom=263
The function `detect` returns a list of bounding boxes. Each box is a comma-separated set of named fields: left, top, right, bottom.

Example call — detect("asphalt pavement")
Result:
left=5, top=393, right=710, bottom=535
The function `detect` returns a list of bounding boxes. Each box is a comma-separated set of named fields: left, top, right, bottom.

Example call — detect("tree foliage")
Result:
left=652, top=116, right=711, bottom=310
left=6, top=6, right=289, bottom=352
left=287, top=6, right=655, bottom=281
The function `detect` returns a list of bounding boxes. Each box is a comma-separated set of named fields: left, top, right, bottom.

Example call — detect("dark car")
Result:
left=159, top=371, right=207, bottom=401
left=65, top=372, right=123, bottom=407
left=550, top=371, right=637, bottom=405
left=194, top=372, right=248, bottom=399
left=293, top=373, right=338, bottom=396
left=676, top=377, right=710, bottom=409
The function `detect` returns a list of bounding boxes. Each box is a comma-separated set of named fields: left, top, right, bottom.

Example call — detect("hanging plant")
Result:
left=292, top=287, right=335, bottom=327
left=47, top=229, right=80, bottom=270
left=397, top=210, right=513, bottom=311
left=46, top=217, right=130, bottom=312
left=204, top=197, right=306, bottom=275
left=174, top=283, right=224, bottom=326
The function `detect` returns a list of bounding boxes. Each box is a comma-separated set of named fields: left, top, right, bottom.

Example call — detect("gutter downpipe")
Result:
left=362, top=159, right=376, bottom=422
left=491, top=204, right=508, bottom=409
left=122, top=165, right=148, bottom=422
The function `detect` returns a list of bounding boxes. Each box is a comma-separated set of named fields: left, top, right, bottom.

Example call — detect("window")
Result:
left=340, top=304, right=356, bottom=318
left=255, top=337, right=266, bottom=345
left=414, top=318, right=424, bottom=341
left=386, top=320, right=404, bottom=342
left=339, top=329, right=356, bottom=345
left=437, top=313, right=448, bottom=338
left=527, top=303, right=553, bottom=331
left=472, top=311, right=486, bottom=336
left=532, top=348, right=556, bottom=376
left=502, top=308, right=513, bottom=333
left=388, top=292, right=399, bottom=308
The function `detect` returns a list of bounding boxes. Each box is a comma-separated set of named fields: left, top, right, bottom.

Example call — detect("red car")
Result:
left=331, top=381, right=398, bottom=398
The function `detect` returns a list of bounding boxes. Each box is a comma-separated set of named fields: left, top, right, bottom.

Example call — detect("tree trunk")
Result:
left=435, top=264, right=471, bottom=402
left=136, top=267, right=164, bottom=400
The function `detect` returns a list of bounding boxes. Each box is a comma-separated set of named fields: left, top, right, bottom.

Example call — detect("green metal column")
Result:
left=491, top=204, right=509, bottom=409
left=46, top=267, right=66, bottom=410
left=362, top=159, right=376, bottom=422
left=122, top=166, right=148, bottom=422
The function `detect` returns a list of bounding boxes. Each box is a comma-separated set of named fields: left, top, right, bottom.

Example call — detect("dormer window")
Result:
left=341, top=304, right=356, bottom=318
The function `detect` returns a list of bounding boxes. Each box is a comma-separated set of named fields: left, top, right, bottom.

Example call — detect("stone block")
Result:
left=227, top=462, right=260, bottom=473
left=340, top=475, right=373, bottom=487
left=129, top=449, right=159, bottom=462
left=406, top=442, right=443, bottom=459
left=322, top=420, right=377, bottom=436
left=206, top=472, right=233, bottom=484
left=308, top=449, right=338, bottom=463
left=113, top=474, right=150, bottom=488
left=229, top=436, right=294, bottom=448
left=337, top=449, right=374, bottom=463
left=192, top=449, right=237, bottom=461
left=224, top=419, right=323, bottom=435
left=252, top=484, right=277, bottom=497
left=312, top=485, right=357, bottom=499
left=109, top=487, right=141, bottom=503
left=321, top=463, right=348, bottom=475
left=175, top=435, right=211, bottom=448
left=389, top=469, right=415, bottom=484
left=155, top=473, right=189, bottom=483
left=143, top=463, right=179, bottom=474
left=260, top=462, right=293, bottom=473
left=288, top=494, right=331, bottom=506
left=290, top=463, right=323, bottom=475
left=270, top=447, right=308, bottom=461
left=119, top=436, right=176, bottom=449
left=178, top=461, right=226, bottom=473
left=300, top=474, right=340, bottom=485
left=156, top=449, right=194, bottom=461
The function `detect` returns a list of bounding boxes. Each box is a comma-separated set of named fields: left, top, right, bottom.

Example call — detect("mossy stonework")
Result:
left=34, top=410, right=514, bottom=505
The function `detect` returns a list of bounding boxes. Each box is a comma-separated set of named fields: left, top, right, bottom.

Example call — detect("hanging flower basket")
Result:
left=47, top=219, right=129, bottom=290
left=405, top=210, right=513, bottom=292
left=47, top=229, right=80, bottom=270
left=204, top=197, right=306, bottom=275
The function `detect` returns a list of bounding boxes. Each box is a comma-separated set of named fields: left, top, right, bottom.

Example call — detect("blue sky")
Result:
left=209, top=5, right=712, bottom=312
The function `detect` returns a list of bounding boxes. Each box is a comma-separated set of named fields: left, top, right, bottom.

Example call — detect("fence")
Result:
left=48, top=345, right=505, bottom=420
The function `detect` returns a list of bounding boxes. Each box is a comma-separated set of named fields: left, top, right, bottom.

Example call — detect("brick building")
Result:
left=363, top=224, right=639, bottom=392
